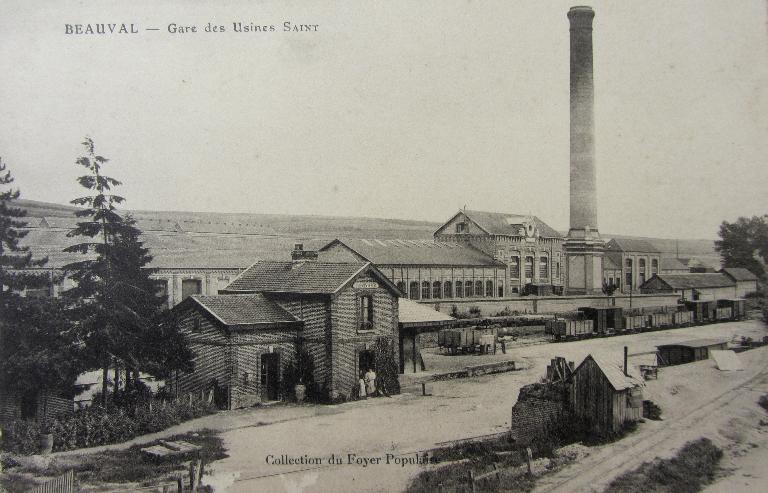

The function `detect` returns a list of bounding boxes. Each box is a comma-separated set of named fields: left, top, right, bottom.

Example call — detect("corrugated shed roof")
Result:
left=189, top=294, right=300, bottom=326
left=651, top=273, right=734, bottom=289
left=320, top=238, right=503, bottom=267
left=606, top=238, right=660, bottom=253
left=461, top=210, right=562, bottom=238
left=398, top=299, right=455, bottom=325
left=582, top=354, right=644, bottom=391
left=657, top=338, right=729, bottom=349
left=661, top=258, right=690, bottom=271
left=223, top=261, right=368, bottom=294
left=720, top=267, right=758, bottom=282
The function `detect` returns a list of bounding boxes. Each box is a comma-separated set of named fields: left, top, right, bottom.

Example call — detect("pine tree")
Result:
left=0, top=158, right=81, bottom=408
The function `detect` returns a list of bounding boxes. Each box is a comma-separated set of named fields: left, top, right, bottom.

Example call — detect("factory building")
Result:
left=603, top=238, right=661, bottom=294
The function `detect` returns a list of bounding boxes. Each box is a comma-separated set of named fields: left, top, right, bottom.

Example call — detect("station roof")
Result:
left=185, top=294, right=301, bottom=328
left=398, top=299, right=455, bottom=328
left=650, top=273, right=734, bottom=289
left=320, top=238, right=503, bottom=267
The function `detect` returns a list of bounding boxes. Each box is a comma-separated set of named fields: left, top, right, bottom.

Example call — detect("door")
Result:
left=261, top=353, right=280, bottom=401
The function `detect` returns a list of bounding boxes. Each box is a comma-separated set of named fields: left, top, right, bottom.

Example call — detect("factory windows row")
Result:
left=395, top=280, right=503, bottom=300
left=508, top=256, right=560, bottom=280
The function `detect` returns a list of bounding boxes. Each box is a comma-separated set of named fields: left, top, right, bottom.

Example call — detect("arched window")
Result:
left=444, top=281, right=453, bottom=298
left=556, top=262, right=561, bottom=279
left=639, top=259, right=647, bottom=285
left=455, top=281, right=463, bottom=298
left=651, top=258, right=658, bottom=276
left=465, top=281, right=473, bottom=297
left=409, top=281, right=419, bottom=300
left=396, top=281, right=406, bottom=294
left=421, top=281, right=431, bottom=300
left=433, top=281, right=442, bottom=299
left=510, top=257, right=520, bottom=278
left=539, top=257, right=549, bottom=279
left=625, top=259, right=633, bottom=288
left=497, top=284, right=504, bottom=297
left=525, top=257, right=534, bottom=279
left=485, top=280, right=494, bottom=297
left=474, top=280, right=482, bottom=297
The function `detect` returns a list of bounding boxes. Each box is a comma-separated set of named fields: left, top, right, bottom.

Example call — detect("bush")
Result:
left=1, top=397, right=216, bottom=455
left=468, top=306, right=482, bottom=317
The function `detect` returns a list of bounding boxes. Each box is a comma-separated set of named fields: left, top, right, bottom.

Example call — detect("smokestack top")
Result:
left=568, top=6, right=595, bottom=28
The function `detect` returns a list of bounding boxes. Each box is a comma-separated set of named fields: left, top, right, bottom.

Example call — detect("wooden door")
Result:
left=261, top=353, right=280, bottom=401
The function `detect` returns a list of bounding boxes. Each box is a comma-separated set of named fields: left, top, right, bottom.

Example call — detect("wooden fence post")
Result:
left=526, top=447, right=533, bottom=476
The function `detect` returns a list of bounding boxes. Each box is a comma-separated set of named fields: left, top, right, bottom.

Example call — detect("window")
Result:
left=409, top=281, right=419, bottom=300
left=485, top=280, right=494, bottom=297
left=639, top=259, right=646, bottom=285
left=625, top=259, right=633, bottom=288
left=456, top=222, right=467, bottom=234
left=465, top=281, right=474, bottom=298
left=510, top=257, right=520, bottom=278
left=556, top=262, right=561, bottom=279
left=444, top=281, right=453, bottom=298
left=359, top=295, right=374, bottom=331
left=497, top=284, right=504, bottom=297
left=651, top=259, right=658, bottom=276
left=216, top=278, right=230, bottom=293
left=525, top=257, right=534, bottom=279
left=455, top=281, right=463, bottom=298
left=154, top=279, right=168, bottom=298
left=396, top=281, right=406, bottom=294
left=421, top=281, right=431, bottom=300
left=192, top=318, right=201, bottom=332
left=433, top=281, right=442, bottom=299
left=181, top=279, right=202, bottom=300
left=539, top=257, right=549, bottom=279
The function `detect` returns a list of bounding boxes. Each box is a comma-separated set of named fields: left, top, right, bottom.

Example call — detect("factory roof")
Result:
left=459, top=210, right=562, bottom=238
left=222, top=260, right=400, bottom=296
left=183, top=294, right=302, bottom=328
left=604, top=252, right=622, bottom=270
left=318, top=238, right=504, bottom=267
left=661, top=258, right=690, bottom=272
left=645, top=273, right=735, bottom=289
left=605, top=238, right=660, bottom=254
left=720, top=268, right=758, bottom=282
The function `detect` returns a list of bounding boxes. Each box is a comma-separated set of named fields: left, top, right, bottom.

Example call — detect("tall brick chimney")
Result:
left=565, top=6, right=604, bottom=295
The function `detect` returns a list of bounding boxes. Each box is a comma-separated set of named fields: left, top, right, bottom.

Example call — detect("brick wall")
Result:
left=509, top=383, right=570, bottom=445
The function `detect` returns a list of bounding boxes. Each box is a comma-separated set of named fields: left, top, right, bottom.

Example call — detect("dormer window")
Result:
left=456, top=222, right=467, bottom=234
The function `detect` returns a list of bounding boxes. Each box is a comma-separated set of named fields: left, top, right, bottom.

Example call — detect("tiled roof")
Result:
left=605, top=238, right=660, bottom=254
left=189, top=294, right=300, bottom=327
left=460, top=210, right=562, bottom=239
left=604, top=252, right=622, bottom=270
left=650, top=273, right=734, bottom=289
left=398, top=299, right=455, bottom=326
left=720, top=268, right=758, bottom=282
left=222, top=261, right=368, bottom=294
left=657, top=338, right=729, bottom=349
left=581, top=354, right=644, bottom=391
left=661, top=258, right=690, bottom=271
left=320, top=238, right=503, bottom=267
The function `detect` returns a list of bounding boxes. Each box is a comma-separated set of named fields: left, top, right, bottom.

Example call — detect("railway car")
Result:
left=682, top=300, right=716, bottom=324
left=439, top=326, right=498, bottom=352
left=673, top=310, right=693, bottom=326
left=648, top=312, right=674, bottom=329
left=546, top=319, right=594, bottom=340
left=578, top=307, right=624, bottom=335
left=715, top=306, right=732, bottom=321
left=717, top=299, right=746, bottom=320
left=624, top=314, right=648, bottom=331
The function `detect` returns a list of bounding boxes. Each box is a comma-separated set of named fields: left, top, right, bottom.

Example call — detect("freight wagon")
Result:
left=578, top=307, right=624, bottom=335
left=672, top=311, right=693, bottom=326
left=623, top=314, right=648, bottom=332
left=715, top=307, right=732, bottom=321
left=438, top=327, right=498, bottom=353
left=717, top=299, right=746, bottom=320
left=545, top=319, right=594, bottom=340
left=648, top=313, right=674, bottom=329
left=683, top=300, right=717, bottom=324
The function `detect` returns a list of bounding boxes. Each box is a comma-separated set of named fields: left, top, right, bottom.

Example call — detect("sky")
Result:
left=0, top=0, right=766, bottom=239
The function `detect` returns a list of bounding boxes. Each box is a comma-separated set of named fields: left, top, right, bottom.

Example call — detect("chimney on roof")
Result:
left=623, top=346, right=629, bottom=377
left=292, top=243, right=318, bottom=261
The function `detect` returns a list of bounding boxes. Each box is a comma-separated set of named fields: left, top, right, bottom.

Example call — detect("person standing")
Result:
left=364, top=368, right=377, bottom=397
left=358, top=375, right=367, bottom=399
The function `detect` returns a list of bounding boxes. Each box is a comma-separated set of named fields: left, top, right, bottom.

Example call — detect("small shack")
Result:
left=398, top=298, right=456, bottom=373
left=570, top=354, right=644, bottom=437
left=656, top=338, right=728, bottom=367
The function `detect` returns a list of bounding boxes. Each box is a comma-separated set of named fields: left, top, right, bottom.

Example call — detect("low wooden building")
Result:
left=0, top=387, right=73, bottom=425
left=640, top=273, right=737, bottom=301
left=397, top=298, right=455, bottom=373
left=656, top=338, right=729, bottom=367
left=570, top=354, right=644, bottom=437
left=719, top=268, right=759, bottom=298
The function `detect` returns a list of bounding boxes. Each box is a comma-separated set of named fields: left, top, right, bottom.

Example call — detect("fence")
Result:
left=27, top=470, right=74, bottom=493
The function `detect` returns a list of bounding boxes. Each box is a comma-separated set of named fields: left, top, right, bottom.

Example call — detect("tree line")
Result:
left=0, top=138, right=192, bottom=412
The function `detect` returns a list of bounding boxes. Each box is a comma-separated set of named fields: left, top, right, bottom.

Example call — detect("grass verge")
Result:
left=1, top=429, right=227, bottom=493
left=604, top=437, right=723, bottom=493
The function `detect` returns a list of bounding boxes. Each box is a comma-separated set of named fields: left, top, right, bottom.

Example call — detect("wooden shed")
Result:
left=656, top=338, right=729, bottom=367
left=398, top=298, right=455, bottom=373
left=570, top=354, right=644, bottom=437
